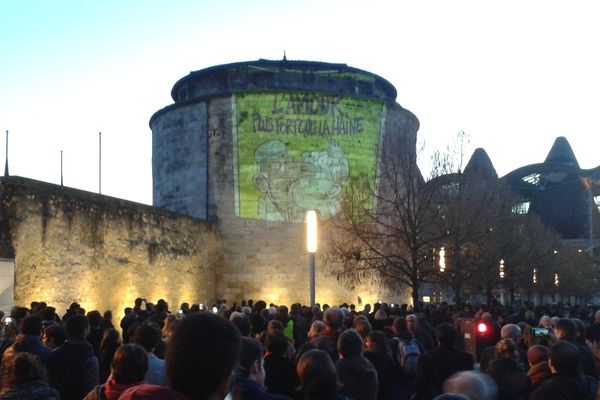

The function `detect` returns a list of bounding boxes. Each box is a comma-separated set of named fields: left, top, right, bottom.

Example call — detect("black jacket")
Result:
left=530, top=373, right=598, bottom=400
left=335, top=355, right=378, bottom=400
left=414, top=346, right=474, bottom=400
left=46, top=339, right=99, bottom=400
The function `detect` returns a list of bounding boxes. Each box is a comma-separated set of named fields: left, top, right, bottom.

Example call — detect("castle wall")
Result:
left=0, top=178, right=219, bottom=314
left=148, top=61, right=422, bottom=306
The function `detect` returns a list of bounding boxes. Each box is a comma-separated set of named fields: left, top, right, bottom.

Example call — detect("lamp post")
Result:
left=306, top=210, right=318, bottom=307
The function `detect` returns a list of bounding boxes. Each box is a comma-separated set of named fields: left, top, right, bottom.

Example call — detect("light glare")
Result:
left=307, top=210, right=318, bottom=253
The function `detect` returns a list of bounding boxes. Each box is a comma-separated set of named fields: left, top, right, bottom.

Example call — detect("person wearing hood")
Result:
left=2, top=315, right=51, bottom=363
left=335, top=328, right=378, bottom=400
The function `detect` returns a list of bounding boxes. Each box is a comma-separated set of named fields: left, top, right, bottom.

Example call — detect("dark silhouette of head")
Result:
left=133, top=322, right=161, bottom=352
left=265, top=330, right=288, bottom=358
left=65, top=315, right=89, bottom=339
left=549, top=340, right=580, bottom=374
left=323, top=307, right=344, bottom=330
left=436, top=322, right=457, bottom=348
left=297, top=350, right=338, bottom=397
left=337, top=329, right=362, bottom=358
left=111, top=344, right=148, bottom=384
left=19, top=315, right=42, bottom=336
left=166, top=313, right=241, bottom=400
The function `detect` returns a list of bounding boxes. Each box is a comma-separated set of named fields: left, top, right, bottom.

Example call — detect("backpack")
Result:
left=397, top=337, right=421, bottom=377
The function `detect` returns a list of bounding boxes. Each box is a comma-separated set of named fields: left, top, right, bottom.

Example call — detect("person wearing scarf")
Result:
left=84, top=344, right=148, bottom=400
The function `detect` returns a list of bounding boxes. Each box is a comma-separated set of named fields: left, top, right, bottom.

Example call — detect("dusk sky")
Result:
left=1, top=1, right=599, bottom=205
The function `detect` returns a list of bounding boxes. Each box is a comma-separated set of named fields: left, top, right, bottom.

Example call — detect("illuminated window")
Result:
left=512, top=201, right=530, bottom=214
left=522, top=173, right=540, bottom=185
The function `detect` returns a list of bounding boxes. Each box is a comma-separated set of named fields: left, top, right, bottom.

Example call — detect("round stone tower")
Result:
left=150, top=59, right=419, bottom=305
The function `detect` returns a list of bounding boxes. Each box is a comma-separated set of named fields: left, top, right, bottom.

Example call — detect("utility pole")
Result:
left=99, top=132, right=102, bottom=194
left=4, top=130, right=9, bottom=177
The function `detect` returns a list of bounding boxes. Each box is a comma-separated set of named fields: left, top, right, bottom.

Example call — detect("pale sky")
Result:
left=1, top=0, right=599, bottom=205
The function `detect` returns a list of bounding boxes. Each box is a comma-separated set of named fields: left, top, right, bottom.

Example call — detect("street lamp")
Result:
left=306, top=210, right=318, bottom=306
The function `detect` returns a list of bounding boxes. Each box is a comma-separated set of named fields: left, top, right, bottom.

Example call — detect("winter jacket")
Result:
left=335, top=355, right=379, bottom=400
left=46, top=338, right=99, bottom=400
left=0, top=381, right=59, bottom=400
left=530, top=372, right=598, bottom=400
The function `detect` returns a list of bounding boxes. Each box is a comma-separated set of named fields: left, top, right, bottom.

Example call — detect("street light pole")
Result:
left=307, top=210, right=318, bottom=307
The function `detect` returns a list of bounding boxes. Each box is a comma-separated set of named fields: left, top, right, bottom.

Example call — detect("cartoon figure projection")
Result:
left=253, top=140, right=349, bottom=222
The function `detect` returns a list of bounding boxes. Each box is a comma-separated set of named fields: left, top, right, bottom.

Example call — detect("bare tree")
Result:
left=326, top=132, right=443, bottom=306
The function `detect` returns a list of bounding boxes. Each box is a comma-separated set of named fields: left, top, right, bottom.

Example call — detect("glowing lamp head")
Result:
left=306, top=210, right=318, bottom=253
left=477, top=322, right=488, bottom=333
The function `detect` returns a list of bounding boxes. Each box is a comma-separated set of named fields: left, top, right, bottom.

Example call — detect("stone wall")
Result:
left=0, top=177, right=219, bottom=315
left=152, top=102, right=209, bottom=220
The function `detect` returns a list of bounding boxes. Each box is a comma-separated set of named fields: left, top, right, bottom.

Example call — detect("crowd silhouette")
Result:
left=0, top=298, right=599, bottom=400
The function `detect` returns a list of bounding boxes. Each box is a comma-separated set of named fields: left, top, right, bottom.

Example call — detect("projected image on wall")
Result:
left=235, top=92, right=383, bottom=222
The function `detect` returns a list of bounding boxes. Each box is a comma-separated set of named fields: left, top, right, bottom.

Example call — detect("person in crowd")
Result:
left=251, top=301, right=268, bottom=338
left=417, top=313, right=437, bottom=348
left=335, top=328, right=378, bottom=400
left=41, top=324, right=67, bottom=350
left=527, top=345, right=552, bottom=392
left=62, top=302, right=81, bottom=322
left=475, top=312, right=501, bottom=360
left=571, top=318, right=588, bottom=346
left=0, top=351, right=60, bottom=400
left=0, top=321, right=18, bottom=359
left=231, top=312, right=252, bottom=337
left=554, top=318, right=597, bottom=378
left=486, top=338, right=529, bottom=400
left=264, top=330, right=297, bottom=398
left=297, top=349, right=349, bottom=400
left=236, top=337, right=291, bottom=400
left=585, top=310, right=600, bottom=343
left=275, top=306, right=294, bottom=341
left=524, top=310, right=537, bottom=327
left=530, top=340, right=598, bottom=400
left=441, top=371, right=498, bottom=400
left=46, top=314, right=99, bottom=400
left=406, top=314, right=434, bottom=353
left=290, top=303, right=308, bottom=350
left=364, top=330, right=398, bottom=400
left=84, top=344, right=148, bottom=400
left=132, top=322, right=166, bottom=386
left=480, top=323, right=524, bottom=372
left=119, top=312, right=241, bottom=400
left=2, top=315, right=51, bottom=363
left=414, top=322, right=474, bottom=400
left=99, top=328, right=121, bottom=384
left=101, top=311, right=114, bottom=330
left=297, top=307, right=345, bottom=362
left=389, top=316, right=424, bottom=398
left=40, top=307, right=58, bottom=331
left=307, top=320, right=325, bottom=340
left=354, top=317, right=373, bottom=344
left=120, top=308, right=136, bottom=344
left=87, top=310, right=104, bottom=356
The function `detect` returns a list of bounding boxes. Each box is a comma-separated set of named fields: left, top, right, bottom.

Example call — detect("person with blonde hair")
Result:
left=486, top=338, right=529, bottom=400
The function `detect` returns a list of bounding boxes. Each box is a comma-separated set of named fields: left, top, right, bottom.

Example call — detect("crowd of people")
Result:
left=1, top=298, right=600, bottom=400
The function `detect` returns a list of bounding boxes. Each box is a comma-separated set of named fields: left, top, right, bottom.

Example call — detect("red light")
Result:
left=477, top=322, right=487, bottom=333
